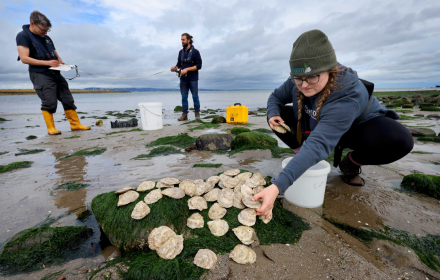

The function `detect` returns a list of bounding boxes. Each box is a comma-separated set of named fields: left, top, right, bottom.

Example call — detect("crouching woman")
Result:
left=254, top=29, right=413, bottom=218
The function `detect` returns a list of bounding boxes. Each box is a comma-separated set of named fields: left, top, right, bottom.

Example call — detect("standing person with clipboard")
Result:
left=254, top=29, right=413, bottom=218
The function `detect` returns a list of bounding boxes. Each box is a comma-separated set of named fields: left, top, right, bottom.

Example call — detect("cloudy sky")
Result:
left=1, top=0, right=439, bottom=90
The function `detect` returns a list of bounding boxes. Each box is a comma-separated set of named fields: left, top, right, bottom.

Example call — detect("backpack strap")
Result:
left=352, top=78, right=374, bottom=127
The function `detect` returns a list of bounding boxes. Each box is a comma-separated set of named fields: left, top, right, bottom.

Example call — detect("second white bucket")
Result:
left=138, top=102, right=163, bottom=130
left=281, top=158, right=331, bottom=208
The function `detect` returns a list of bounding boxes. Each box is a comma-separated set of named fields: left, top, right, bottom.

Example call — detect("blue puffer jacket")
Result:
left=267, top=65, right=399, bottom=194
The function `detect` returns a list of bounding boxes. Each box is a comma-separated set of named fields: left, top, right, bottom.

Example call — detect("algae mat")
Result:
left=92, top=182, right=310, bottom=279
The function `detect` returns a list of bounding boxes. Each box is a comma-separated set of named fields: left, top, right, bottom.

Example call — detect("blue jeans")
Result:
left=180, top=80, right=200, bottom=114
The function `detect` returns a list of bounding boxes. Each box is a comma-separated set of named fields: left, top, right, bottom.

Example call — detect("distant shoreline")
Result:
left=0, top=90, right=131, bottom=95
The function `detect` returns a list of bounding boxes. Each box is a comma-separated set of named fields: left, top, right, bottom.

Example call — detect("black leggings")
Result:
left=269, top=106, right=414, bottom=165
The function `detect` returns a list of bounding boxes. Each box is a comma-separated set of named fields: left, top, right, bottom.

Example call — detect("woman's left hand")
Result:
left=253, top=184, right=279, bottom=219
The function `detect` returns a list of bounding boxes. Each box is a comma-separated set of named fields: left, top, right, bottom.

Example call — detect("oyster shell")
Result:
left=245, top=176, right=266, bottom=188
left=207, top=219, right=229, bottom=236
left=254, top=186, right=264, bottom=195
left=204, top=188, right=221, bottom=202
left=157, top=235, right=184, bottom=259
left=219, top=174, right=231, bottom=181
left=148, top=226, right=176, bottom=250
left=242, top=197, right=262, bottom=209
left=222, top=177, right=240, bottom=189
left=208, top=203, right=227, bottom=220
left=162, top=187, right=185, bottom=199
left=235, top=172, right=252, bottom=182
left=279, top=122, right=291, bottom=132
left=188, top=196, right=208, bottom=211
left=144, top=189, right=163, bottom=204
left=179, top=179, right=195, bottom=191
left=115, top=187, right=134, bottom=194
left=117, top=190, right=139, bottom=206
left=229, top=244, right=257, bottom=264
left=238, top=208, right=257, bottom=226
left=159, top=177, right=181, bottom=185
left=187, top=213, right=204, bottom=229
left=273, top=125, right=287, bottom=134
left=194, top=180, right=207, bottom=196
left=218, top=188, right=234, bottom=208
left=223, top=169, right=241, bottom=176
left=232, top=226, right=257, bottom=245
left=183, top=181, right=196, bottom=197
left=207, top=175, right=220, bottom=185
left=233, top=194, right=246, bottom=209
left=204, top=180, right=215, bottom=193
left=218, top=180, right=225, bottom=189
left=131, top=201, right=150, bottom=220
left=240, top=184, right=254, bottom=198
left=259, top=212, right=272, bottom=224
left=137, top=181, right=155, bottom=192
left=194, top=249, right=217, bottom=270
left=156, top=181, right=174, bottom=189
left=252, top=173, right=266, bottom=185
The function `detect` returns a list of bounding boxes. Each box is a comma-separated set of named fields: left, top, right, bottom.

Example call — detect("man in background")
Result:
left=171, top=33, right=203, bottom=121
left=16, top=10, right=90, bottom=135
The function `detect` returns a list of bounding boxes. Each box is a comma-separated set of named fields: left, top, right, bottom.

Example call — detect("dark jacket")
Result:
left=176, top=45, right=202, bottom=82
left=267, top=65, right=399, bottom=194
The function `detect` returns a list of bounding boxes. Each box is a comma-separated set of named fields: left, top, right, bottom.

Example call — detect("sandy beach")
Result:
left=0, top=92, right=440, bottom=280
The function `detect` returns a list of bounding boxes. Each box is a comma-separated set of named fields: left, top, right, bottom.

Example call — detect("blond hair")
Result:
left=296, top=66, right=339, bottom=145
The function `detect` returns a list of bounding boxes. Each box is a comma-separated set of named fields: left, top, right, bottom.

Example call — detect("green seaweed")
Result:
left=14, top=149, right=45, bottom=156
left=91, top=180, right=310, bottom=279
left=0, top=151, right=8, bottom=156
left=26, top=135, right=37, bottom=140
left=188, top=123, right=221, bottom=131
left=57, top=147, right=106, bottom=160
left=40, top=269, right=66, bottom=280
left=0, top=161, right=33, bottom=173
left=230, top=127, right=251, bottom=135
left=77, top=209, right=92, bottom=222
left=174, top=106, right=183, bottom=112
left=401, top=174, right=440, bottom=199
left=0, top=118, right=11, bottom=122
left=64, top=135, right=80, bottom=139
left=54, top=181, right=90, bottom=191
left=202, top=114, right=219, bottom=119
left=326, top=218, right=440, bottom=272
left=402, top=104, right=414, bottom=108
left=399, top=115, right=421, bottom=120
left=411, top=151, right=433, bottom=154
left=192, top=163, right=222, bottom=168
left=211, top=115, right=226, bottom=124
left=0, top=226, right=93, bottom=275
left=106, top=128, right=142, bottom=135
left=146, top=134, right=196, bottom=148
left=420, top=107, right=440, bottom=112
left=394, top=109, right=413, bottom=113
left=417, top=136, right=440, bottom=143
left=132, top=146, right=183, bottom=160
left=252, top=128, right=273, bottom=134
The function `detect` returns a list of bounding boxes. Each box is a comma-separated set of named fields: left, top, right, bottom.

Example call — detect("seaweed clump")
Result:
left=106, top=128, right=142, bottom=135
left=64, top=135, right=80, bottom=139
left=326, top=218, right=440, bottom=272
left=14, top=149, right=45, bottom=156
left=174, top=106, right=183, bottom=112
left=0, top=161, right=33, bottom=173
left=186, top=120, right=221, bottom=131
left=58, top=147, right=106, bottom=160
left=228, top=132, right=293, bottom=158
left=252, top=128, right=272, bottom=134
left=147, top=134, right=196, bottom=148
left=420, top=107, right=440, bottom=112
left=0, top=226, right=93, bottom=275
left=230, top=127, right=251, bottom=135
left=417, top=136, right=440, bottom=143
left=54, top=181, right=90, bottom=191
left=193, top=163, right=222, bottom=168
left=401, top=174, right=440, bottom=199
left=0, top=151, right=8, bottom=156
left=26, top=135, right=37, bottom=140
left=91, top=180, right=310, bottom=279
left=132, top=146, right=183, bottom=160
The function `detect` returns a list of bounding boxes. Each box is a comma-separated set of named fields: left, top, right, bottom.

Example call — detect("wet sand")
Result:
left=0, top=105, right=440, bottom=279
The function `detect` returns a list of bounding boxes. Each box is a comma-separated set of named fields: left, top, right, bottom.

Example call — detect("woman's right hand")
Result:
left=268, top=116, right=284, bottom=130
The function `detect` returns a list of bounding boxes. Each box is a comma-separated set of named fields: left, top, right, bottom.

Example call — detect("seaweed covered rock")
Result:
left=174, top=106, right=183, bottom=112
left=231, top=132, right=277, bottom=150
left=0, top=226, right=92, bottom=275
left=230, top=127, right=251, bottom=135
left=401, top=174, right=440, bottom=199
left=407, top=127, right=436, bottom=137
left=211, top=116, right=226, bottom=124
left=196, top=134, right=234, bottom=151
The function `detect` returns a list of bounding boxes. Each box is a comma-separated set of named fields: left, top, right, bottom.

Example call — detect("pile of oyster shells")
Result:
left=114, top=169, right=271, bottom=268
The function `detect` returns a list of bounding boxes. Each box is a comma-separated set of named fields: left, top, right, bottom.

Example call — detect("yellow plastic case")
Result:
left=226, top=103, right=248, bottom=124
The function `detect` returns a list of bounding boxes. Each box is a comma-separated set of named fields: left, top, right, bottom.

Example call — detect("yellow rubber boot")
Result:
left=64, top=110, right=91, bottom=131
left=42, top=111, right=62, bottom=135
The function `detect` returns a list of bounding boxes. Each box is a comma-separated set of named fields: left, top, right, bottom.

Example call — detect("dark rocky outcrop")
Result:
left=196, top=134, right=234, bottom=151
left=211, top=116, right=226, bottom=124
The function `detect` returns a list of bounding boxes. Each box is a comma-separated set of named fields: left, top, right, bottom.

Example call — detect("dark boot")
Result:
left=195, top=112, right=200, bottom=120
left=178, top=113, right=188, bottom=121
left=339, top=152, right=365, bottom=186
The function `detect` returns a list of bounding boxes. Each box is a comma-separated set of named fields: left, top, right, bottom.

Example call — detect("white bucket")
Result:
left=281, top=157, right=331, bottom=208
left=138, top=102, right=163, bottom=130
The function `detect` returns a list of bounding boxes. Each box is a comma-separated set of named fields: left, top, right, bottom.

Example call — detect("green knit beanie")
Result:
left=289, top=29, right=337, bottom=77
